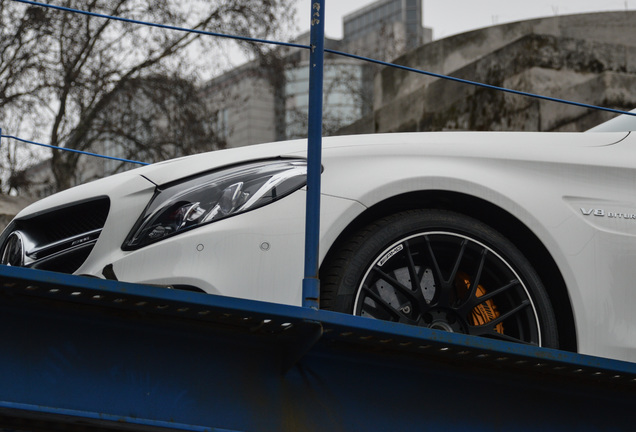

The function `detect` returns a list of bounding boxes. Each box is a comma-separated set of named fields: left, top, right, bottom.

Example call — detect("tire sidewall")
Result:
left=321, top=209, right=559, bottom=348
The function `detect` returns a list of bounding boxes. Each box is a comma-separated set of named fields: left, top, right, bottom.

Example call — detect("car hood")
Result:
left=14, top=130, right=629, bottom=219
left=139, top=138, right=309, bottom=185
left=139, top=131, right=629, bottom=185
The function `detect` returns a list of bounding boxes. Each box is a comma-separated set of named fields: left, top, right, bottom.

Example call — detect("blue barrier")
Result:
left=0, top=264, right=634, bottom=431
left=1, top=3, right=635, bottom=429
left=302, top=0, right=325, bottom=309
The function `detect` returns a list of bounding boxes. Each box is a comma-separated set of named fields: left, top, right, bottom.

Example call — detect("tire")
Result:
left=320, top=209, right=559, bottom=348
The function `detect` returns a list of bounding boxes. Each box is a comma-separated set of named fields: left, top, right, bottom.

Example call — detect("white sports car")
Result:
left=2, top=114, right=636, bottom=363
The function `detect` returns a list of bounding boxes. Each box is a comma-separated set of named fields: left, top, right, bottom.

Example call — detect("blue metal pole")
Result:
left=302, top=1, right=325, bottom=309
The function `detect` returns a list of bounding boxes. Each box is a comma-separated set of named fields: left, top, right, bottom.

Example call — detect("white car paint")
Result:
left=3, top=129, right=636, bottom=363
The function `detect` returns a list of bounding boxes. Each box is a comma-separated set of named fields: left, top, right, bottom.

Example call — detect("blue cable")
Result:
left=12, top=0, right=308, bottom=51
left=0, top=134, right=149, bottom=166
left=326, top=48, right=636, bottom=117
left=14, top=0, right=636, bottom=118
left=7, top=0, right=636, bottom=168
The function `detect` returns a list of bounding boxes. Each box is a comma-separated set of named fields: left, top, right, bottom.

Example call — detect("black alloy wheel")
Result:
left=320, top=209, right=559, bottom=347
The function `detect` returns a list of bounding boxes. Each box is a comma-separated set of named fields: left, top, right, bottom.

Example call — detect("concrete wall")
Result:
left=339, top=12, right=636, bottom=135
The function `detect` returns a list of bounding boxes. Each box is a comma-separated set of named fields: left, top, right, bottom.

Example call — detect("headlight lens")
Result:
left=123, top=159, right=307, bottom=250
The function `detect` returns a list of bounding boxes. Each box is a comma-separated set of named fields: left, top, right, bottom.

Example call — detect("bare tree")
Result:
left=0, top=137, right=41, bottom=195
left=0, top=3, right=49, bottom=117
left=88, top=74, right=222, bottom=177
left=0, top=0, right=296, bottom=192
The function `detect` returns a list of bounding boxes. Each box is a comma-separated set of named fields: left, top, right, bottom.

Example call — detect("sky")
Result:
left=296, top=0, right=634, bottom=41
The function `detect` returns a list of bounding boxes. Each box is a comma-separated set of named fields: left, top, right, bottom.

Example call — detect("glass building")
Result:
left=343, top=0, right=427, bottom=55
left=206, top=0, right=431, bottom=146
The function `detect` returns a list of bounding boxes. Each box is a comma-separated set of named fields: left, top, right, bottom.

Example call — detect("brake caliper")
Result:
left=459, top=274, right=504, bottom=334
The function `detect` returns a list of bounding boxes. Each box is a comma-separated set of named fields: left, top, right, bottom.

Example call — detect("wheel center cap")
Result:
left=423, top=309, right=465, bottom=333
left=429, top=320, right=455, bottom=332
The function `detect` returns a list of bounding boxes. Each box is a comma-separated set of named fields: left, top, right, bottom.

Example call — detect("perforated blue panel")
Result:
left=0, top=265, right=634, bottom=431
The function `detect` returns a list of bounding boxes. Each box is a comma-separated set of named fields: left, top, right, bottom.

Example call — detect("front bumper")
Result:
left=77, top=189, right=364, bottom=307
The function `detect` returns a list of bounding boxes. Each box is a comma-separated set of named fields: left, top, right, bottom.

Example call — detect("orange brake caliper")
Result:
left=462, top=276, right=504, bottom=334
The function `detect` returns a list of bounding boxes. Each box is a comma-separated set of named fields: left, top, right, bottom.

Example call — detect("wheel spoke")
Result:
left=425, top=236, right=467, bottom=306
left=403, top=240, right=420, bottom=292
left=473, top=299, right=531, bottom=331
left=465, top=248, right=487, bottom=303
left=458, top=279, right=520, bottom=315
left=360, top=286, right=415, bottom=324
left=447, top=239, right=468, bottom=284
left=423, top=236, right=444, bottom=286
left=489, top=299, right=531, bottom=326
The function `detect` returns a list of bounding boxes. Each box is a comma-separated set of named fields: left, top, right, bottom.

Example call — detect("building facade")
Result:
left=339, top=11, right=636, bottom=135
left=342, top=0, right=431, bottom=61
left=206, top=0, right=431, bottom=147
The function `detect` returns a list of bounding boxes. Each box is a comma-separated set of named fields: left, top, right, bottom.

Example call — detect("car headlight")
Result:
left=123, top=158, right=307, bottom=250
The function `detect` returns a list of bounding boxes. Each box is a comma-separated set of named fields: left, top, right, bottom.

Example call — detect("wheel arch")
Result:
left=320, top=190, right=578, bottom=352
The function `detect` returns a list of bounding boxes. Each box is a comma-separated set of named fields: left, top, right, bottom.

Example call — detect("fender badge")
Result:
left=581, top=208, right=636, bottom=219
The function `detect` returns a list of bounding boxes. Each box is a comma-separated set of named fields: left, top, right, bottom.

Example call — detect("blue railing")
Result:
left=2, top=0, right=636, bottom=309
left=3, top=0, right=636, bottom=162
